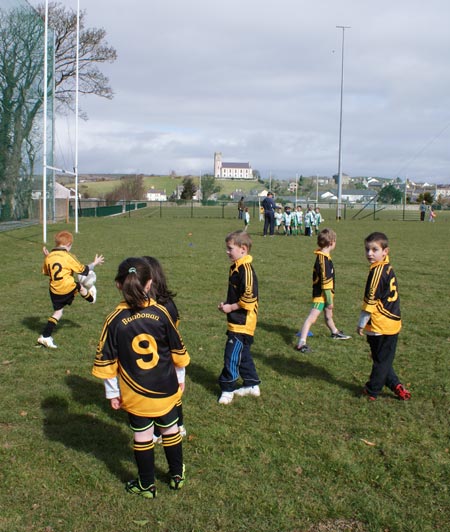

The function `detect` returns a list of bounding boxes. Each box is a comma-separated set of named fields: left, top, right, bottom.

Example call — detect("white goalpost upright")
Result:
left=42, top=0, right=80, bottom=243
left=42, top=0, right=49, bottom=243
left=74, top=0, right=80, bottom=234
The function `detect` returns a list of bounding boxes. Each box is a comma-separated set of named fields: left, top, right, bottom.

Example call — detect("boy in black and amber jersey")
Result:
left=92, top=257, right=190, bottom=498
left=357, top=232, right=411, bottom=401
left=296, top=228, right=351, bottom=353
left=38, top=231, right=104, bottom=349
left=217, top=231, right=260, bottom=404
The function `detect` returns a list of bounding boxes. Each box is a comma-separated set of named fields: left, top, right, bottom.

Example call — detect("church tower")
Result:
left=214, top=152, right=222, bottom=178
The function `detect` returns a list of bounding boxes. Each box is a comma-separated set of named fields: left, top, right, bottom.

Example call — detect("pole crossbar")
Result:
left=45, top=165, right=76, bottom=176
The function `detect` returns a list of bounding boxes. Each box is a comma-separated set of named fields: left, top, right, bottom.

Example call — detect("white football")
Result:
left=78, top=270, right=96, bottom=289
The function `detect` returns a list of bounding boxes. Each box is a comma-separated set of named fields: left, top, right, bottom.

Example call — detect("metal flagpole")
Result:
left=336, top=25, right=350, bottom=220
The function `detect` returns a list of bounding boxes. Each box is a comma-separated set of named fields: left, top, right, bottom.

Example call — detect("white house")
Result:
left=146, top=188, right=167, bottom=201
left=436, top=184, right=450, bottom=198
left=321, top=189, right=377, bottom=203
left=32, top=182, right=77, bottom=200
left=321, top=191, right=337, bottom=200
left=214, top=152, right=253, bottom=179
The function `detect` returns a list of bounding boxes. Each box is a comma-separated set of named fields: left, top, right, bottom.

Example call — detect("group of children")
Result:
left=274, top=206, right=323, bottom=237
left=252, top=204, right=324, bottom=236
left=39, top=232, right=189, bottom=499
left=38, top=224, right=411, bottom=500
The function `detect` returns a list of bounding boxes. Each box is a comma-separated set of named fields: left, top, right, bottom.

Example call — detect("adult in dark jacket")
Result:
left=261, top=192, right=276, bottom=236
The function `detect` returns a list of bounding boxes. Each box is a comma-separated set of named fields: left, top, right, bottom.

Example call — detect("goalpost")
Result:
left=42, top=0, right=80, bottom=243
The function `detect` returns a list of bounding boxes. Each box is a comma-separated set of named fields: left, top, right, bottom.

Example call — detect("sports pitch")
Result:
left=0, top=210, right=449, bottom=532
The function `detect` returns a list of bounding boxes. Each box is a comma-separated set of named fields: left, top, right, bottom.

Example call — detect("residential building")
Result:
left=146, top=188, right=167, bottom=201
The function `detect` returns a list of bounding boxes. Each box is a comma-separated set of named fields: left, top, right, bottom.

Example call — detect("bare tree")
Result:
left=105, top=175, right=145, bottom=203
left=0, top=1, right=117, bottom=220
left=0, top=6, right=44, bottom=220
left=35, top=1, right=117, bottom=112
left=200, top=175, right=221, bottom=201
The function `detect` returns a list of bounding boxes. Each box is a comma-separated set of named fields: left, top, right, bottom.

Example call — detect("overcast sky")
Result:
left=45, top=0, right=450, bottom=183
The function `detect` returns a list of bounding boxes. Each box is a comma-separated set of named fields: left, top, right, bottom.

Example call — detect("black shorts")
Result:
left=128, top=405, right=179, bottom=433
left=49, top=284, right=80, bottom=311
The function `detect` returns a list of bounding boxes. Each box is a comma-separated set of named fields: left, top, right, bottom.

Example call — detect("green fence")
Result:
left=70, top=201, right=148, bottom=218
left=64, top=199, right=438, bottom=223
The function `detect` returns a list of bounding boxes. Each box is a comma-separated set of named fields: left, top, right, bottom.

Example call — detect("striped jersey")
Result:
left=282, top=212, right=293, bottom=226
left=42, top=248, right=89, bottom=295
left=312, top=250, right=335, bottom=303
left=226, top=254, right=258, bottom=336
left=362, top=256, right=401, bottom=335
left=304, top=210, right=316, bottom=228
left=92, top=298, right=190, bottom=417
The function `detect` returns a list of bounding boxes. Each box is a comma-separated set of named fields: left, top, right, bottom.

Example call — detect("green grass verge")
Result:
left=0, top=210, right=449, bottom=532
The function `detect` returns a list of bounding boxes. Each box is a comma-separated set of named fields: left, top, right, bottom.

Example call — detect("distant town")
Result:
left=50, top=151, right=450, bottom=209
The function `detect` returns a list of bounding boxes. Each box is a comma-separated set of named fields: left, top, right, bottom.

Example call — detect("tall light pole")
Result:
left=336, top=25, right=350, bottom=220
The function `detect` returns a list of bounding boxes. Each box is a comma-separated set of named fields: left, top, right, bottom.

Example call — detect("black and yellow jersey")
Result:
left=311, top=250, right=335, bottom=303
left=362, top=256, right=401, bottom=335
left=92, top=298, right=190, bottom=417
left=226, top=255, right=258, bottom=336
left=164, top=298, right=180, bottom=329
left=42, top=248, right=89, bottom=295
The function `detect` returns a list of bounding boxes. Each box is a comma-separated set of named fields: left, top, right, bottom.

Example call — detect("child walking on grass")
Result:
left=296, top=228, right=351, bottom=353
left=357, top=232, right=411, bottom=401
left=243, top=207, right=250, bottom=232
left=92, top=257, right=190, bottom=498
left=38, top=230, right=104, bottom=349
left=217, top=231, right=261, bottom=404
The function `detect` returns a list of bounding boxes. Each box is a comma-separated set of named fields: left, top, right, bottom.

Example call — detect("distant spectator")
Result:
left=419, top=200, right=426, bottom=222
left=261, top=192, right=276, bottom=236
left=238, top=197, right=245, bottom=220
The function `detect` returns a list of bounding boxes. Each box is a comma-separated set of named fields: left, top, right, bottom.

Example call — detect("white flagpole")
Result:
left=74, top=0, right=80, bottom=232
left=42, top=0, right=49, bottom=243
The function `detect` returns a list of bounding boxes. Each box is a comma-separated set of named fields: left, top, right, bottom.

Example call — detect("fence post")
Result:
left=222, top=202, right=225, bottom=219
left=160, top=201, right=162, bottom=218
left=191, top=201, right=194, bottom=218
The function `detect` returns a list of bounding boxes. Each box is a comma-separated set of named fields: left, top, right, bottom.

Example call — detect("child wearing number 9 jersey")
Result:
left=92, top=257, right=190, bottom=498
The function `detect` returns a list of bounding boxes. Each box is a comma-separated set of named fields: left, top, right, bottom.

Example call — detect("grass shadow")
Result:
left=42, top=388, right=168, bottom=483
left=186, top=361, right=219, bottom=397
left=254, top=351, right=361, bottom=396
left=41, top=395, right=134, bottom=482
left=65, top=374, right=118, bottom=419
left=22, top=316, right=82, bottom=334
left=258, top=320, right=297, bottom=346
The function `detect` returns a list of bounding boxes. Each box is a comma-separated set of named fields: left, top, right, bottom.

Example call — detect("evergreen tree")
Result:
left=180, top=177, right=197, bottom=200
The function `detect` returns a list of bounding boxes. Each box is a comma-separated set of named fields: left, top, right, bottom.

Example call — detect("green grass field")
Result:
left=1, top=209, right=449, bottom=532
left=71, top=175, right=264, bottom=199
